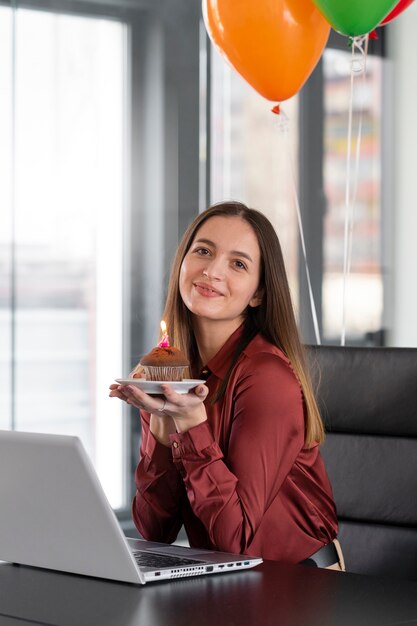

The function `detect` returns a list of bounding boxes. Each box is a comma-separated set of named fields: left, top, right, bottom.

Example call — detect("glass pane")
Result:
left=0, top=6, right=127, bottom=508
left=322, top=49, right=383, bottom=342
left=210, top=48, right=300, bottom=306
left=0, top=6, right=13, bottom=430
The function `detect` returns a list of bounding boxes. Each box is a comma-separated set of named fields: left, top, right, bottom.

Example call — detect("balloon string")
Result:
left=349, top=38, right=368, bottom=276
left=274, top=109, right=321, bottom=345
left=341, top=35, right=368, bottom=346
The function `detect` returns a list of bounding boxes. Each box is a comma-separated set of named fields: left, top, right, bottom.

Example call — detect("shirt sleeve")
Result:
left=132, top=410, right=184, bottom=543
left=169, top=353, right=306, bottom=554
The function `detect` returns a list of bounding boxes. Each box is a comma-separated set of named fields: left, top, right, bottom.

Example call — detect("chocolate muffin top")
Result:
left=140, top=346, right=189, bottom=367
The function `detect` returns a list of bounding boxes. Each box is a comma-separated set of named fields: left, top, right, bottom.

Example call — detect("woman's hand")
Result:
left=109, top=382, right=209, bottom=444
left=158, top=383, right=209, bottom=433
left=109, top=382, right=164, bottom=412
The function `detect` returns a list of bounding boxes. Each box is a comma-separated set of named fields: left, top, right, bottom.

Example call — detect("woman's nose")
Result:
left=203, top=258, right=224, bottom=280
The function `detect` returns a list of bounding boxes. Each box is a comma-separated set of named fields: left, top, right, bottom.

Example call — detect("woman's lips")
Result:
left=193, top=282, right=224, bottom=297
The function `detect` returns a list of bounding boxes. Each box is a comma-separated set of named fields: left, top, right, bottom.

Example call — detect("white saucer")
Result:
left=114, top=378, right=205, bottom=395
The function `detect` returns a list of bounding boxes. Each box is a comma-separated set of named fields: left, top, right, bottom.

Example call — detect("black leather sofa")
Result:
left=308, top=345, right=417, bottom=581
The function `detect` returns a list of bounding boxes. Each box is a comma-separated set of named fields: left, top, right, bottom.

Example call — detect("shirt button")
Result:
left=172, top=441, right=179, bottom=449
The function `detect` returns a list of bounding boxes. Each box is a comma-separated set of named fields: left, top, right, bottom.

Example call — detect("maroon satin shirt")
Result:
left=133, top=327, right=338, bottom=563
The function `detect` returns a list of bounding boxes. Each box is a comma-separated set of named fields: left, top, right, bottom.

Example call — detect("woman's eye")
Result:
left=194, top=247, right=210, bottom=256
left=233, top=260, right=247, bottom=270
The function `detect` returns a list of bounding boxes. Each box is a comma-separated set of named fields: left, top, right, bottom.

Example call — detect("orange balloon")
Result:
left=203, top=0, right=330, bottom=103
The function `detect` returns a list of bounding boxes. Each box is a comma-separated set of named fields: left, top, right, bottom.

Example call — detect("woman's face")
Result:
left=179, top=216, right=262, bottom=327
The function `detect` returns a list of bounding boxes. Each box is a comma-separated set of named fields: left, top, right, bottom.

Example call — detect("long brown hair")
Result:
left=163, top=201, right=324, bottom=446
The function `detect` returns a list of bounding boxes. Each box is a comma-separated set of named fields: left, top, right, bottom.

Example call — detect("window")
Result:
left=209, top=46, right=300, bottom=308
left=0, top=5, right=127, bottom=508
left=209, top=34, right=386, bottom=346
left=322, top=48, right=384, bottom=343
left=1, top=1, right=202, bottom=528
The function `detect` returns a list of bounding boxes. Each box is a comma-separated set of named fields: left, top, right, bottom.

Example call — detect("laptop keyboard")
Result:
left=133, top=550, right=205, bottom=569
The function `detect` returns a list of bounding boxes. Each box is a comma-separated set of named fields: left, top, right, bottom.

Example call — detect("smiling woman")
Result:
left=179, top=216, right=262, bottom=337
left=110, top=200, right=344, bottom=569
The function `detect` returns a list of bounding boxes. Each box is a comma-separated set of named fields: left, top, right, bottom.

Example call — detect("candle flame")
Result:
left=158, top=320, right=170, bottom=347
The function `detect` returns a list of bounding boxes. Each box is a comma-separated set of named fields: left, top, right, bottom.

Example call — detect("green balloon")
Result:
left=312, top=0, right=399, bottom=36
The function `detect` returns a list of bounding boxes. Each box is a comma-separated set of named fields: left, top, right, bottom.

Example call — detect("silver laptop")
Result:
left=0, top=430, right=262, bottom=584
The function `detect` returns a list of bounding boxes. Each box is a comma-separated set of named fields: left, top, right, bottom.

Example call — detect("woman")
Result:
left=110, top=201, right=344, bottom=570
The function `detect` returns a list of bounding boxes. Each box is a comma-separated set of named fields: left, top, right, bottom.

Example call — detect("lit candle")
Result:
left=158, top=320, right=170, bottom=347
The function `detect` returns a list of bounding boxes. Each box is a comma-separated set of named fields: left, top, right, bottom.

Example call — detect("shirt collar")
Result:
left=202, top=324, right=245, bottom=381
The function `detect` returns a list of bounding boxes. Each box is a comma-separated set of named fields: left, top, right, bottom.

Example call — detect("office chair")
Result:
left=308, top=345, right=417, bottom=581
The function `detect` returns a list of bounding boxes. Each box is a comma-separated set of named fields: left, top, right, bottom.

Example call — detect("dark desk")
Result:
left=1, top=560, right=417, bottom=626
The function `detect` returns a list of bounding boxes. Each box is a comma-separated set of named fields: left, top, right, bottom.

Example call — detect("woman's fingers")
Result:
left=109, top=382, right=209, bottom=420
left=109, top=383, right=140, bottom=405
left=111, top=384, right=166, bottom=413
left=195, top=384, right=209, bottom=400
left=130, top=364, right=145, bottom=378
left=159, top=383, right=209, bottom=414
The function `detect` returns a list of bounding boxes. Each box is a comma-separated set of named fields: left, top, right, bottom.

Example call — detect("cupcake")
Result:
left=133, top=320, right=189, bottom=381
left=139, top=345, right=189, bottom=381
